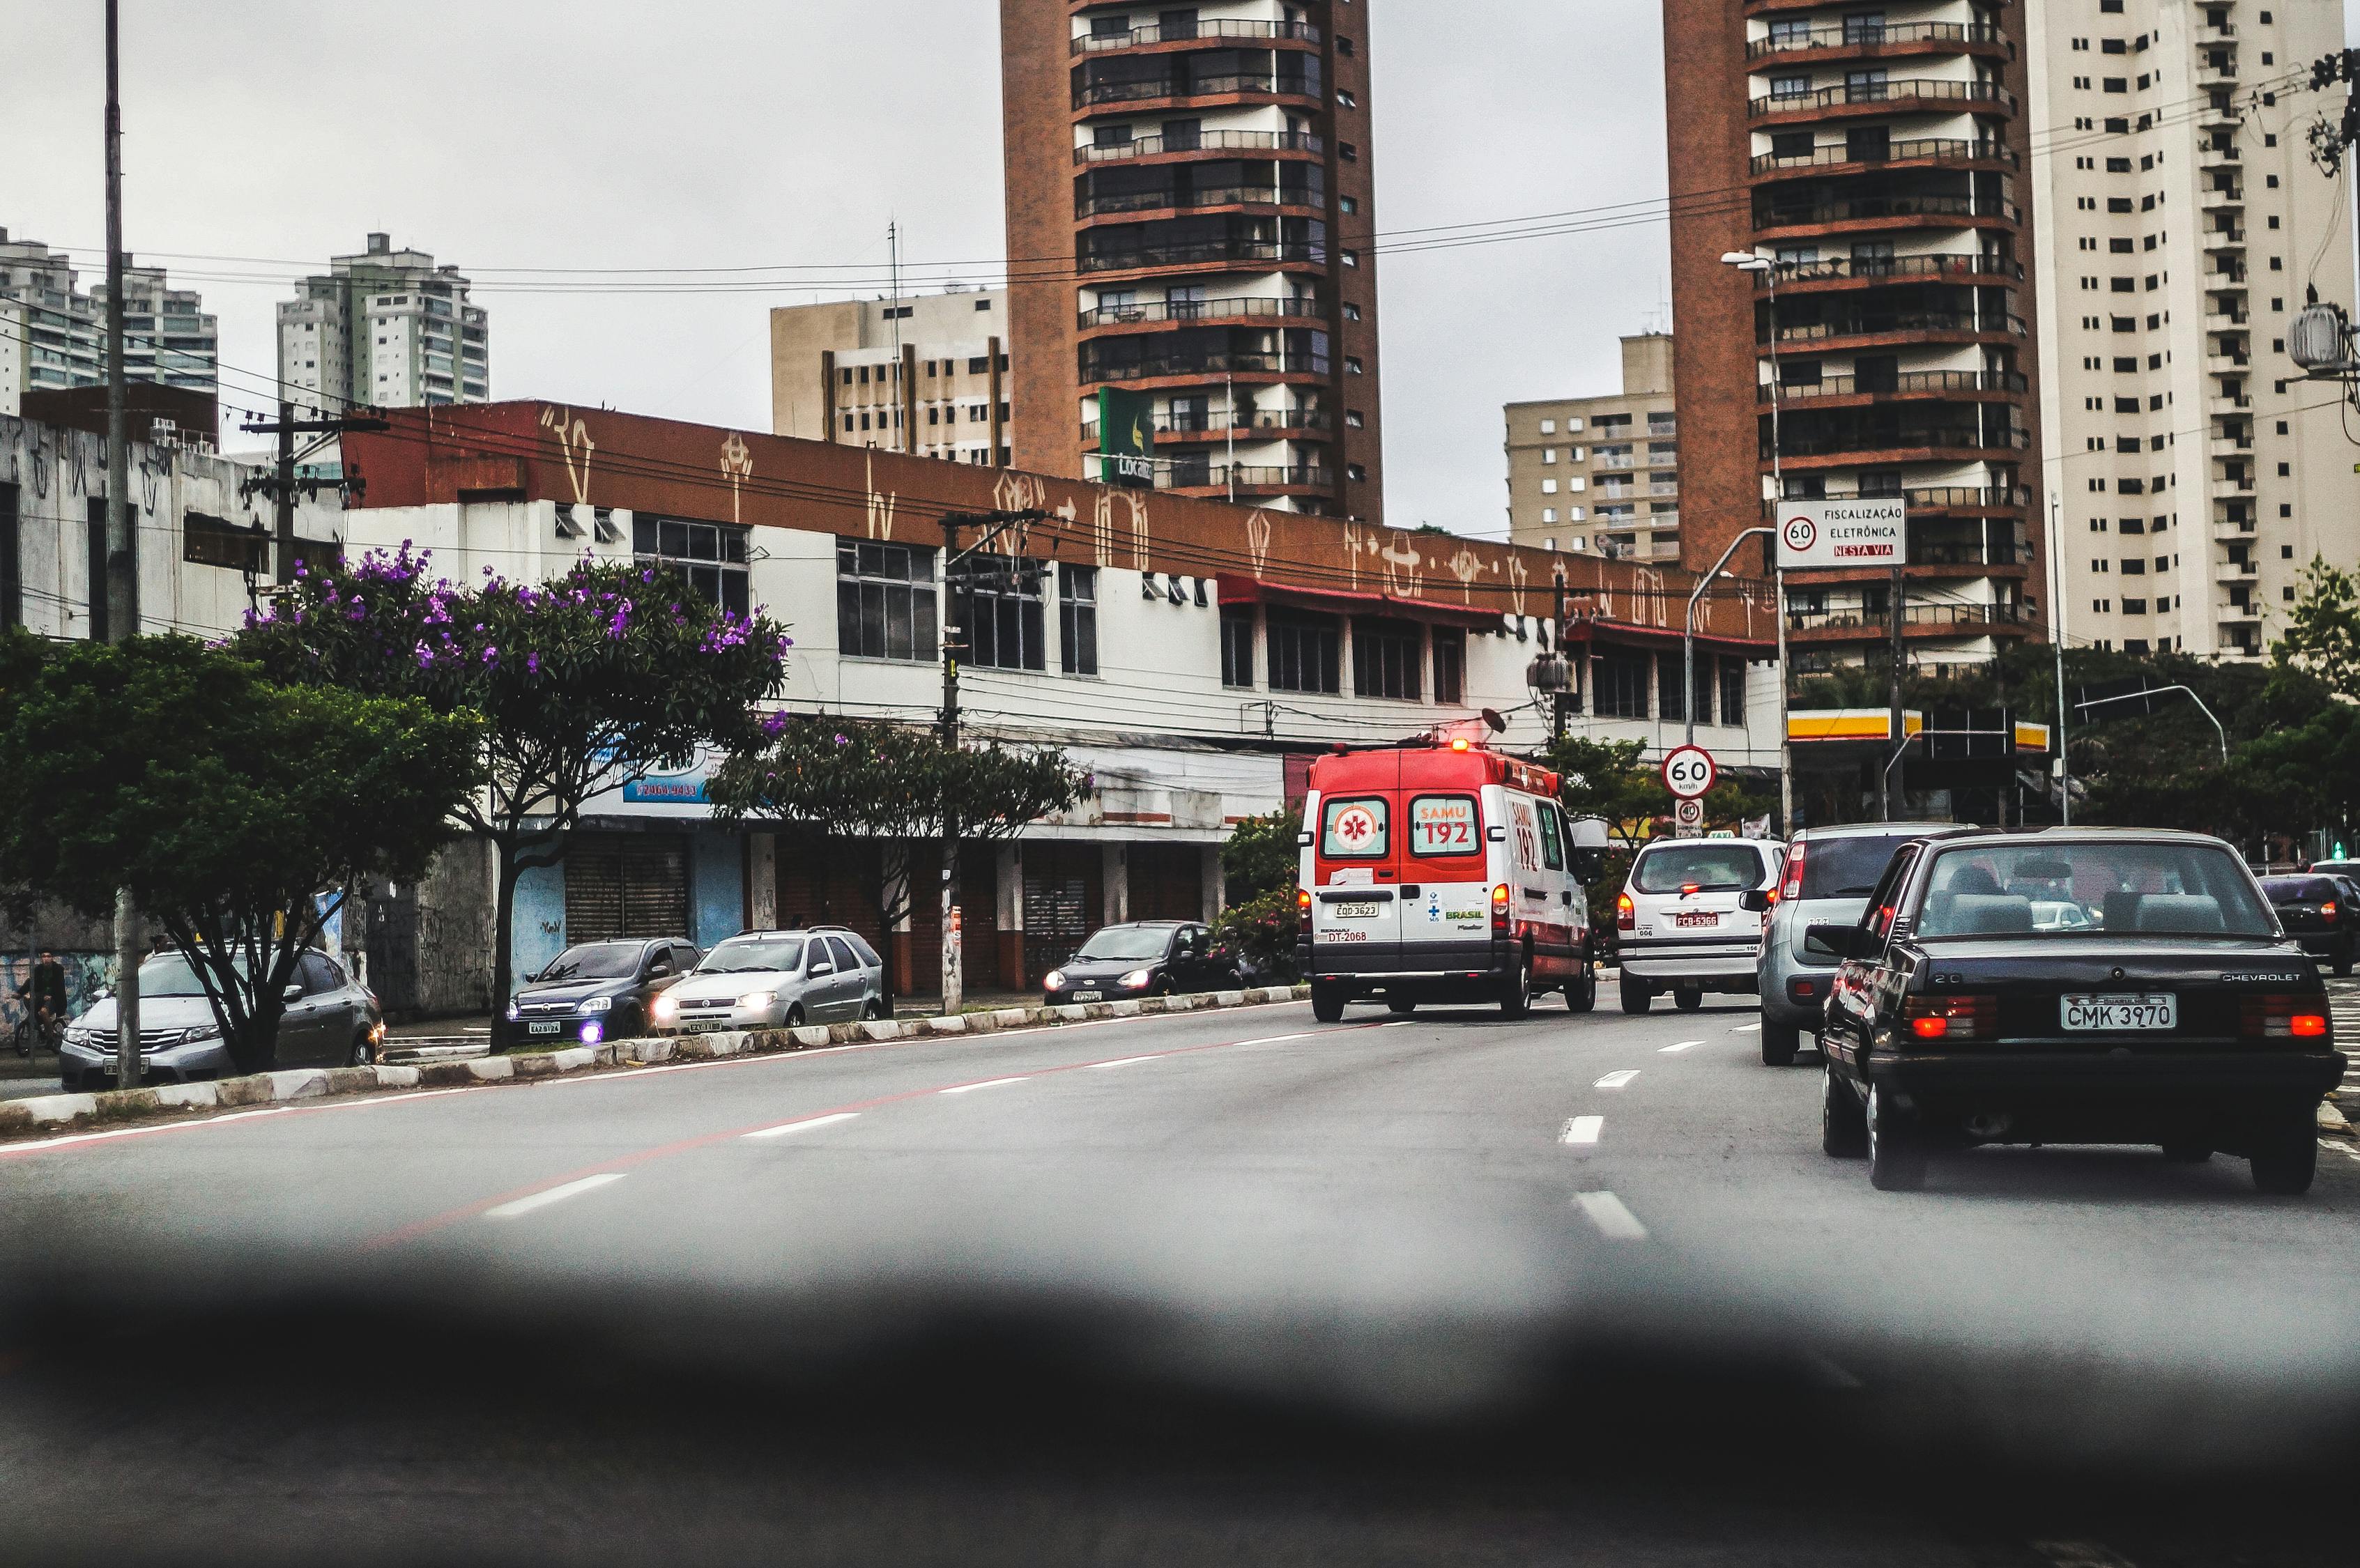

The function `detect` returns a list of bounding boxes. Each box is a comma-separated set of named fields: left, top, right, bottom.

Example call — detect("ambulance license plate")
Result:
left=1331, top=901, right=1383, bottom=920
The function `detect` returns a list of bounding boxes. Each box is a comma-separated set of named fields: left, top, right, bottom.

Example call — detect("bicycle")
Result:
left=10, top=1008, right=63, bottom=1061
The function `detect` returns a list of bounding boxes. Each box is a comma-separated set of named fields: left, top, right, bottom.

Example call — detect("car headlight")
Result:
left=504, top=1000, right=521, bottom=1022
left=652, top=994, right=678, bottom=1020
left=1043, top=969, right=1066, bottom=990
left=577, top=995, right=612, bottom=1015
left=739, top=991, right=777, bottom=1012
left=1118, top=969, right=1153, bottom=990
left=179, top=1022, right=222, bottom=1044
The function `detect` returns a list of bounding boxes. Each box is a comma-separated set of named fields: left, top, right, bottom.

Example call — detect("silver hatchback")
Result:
left=650, top=928, right=887, bottom=1033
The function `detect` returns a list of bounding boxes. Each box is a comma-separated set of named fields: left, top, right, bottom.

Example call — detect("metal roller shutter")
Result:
left=564, top=833, right=689, bottom=942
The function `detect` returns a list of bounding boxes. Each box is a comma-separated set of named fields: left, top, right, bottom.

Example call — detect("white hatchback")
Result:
left=1615, top=837, right=1785, bottom=1014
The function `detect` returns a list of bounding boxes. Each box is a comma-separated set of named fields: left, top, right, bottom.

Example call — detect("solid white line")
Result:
left=940, top=1076, right=1030, bottom=1095
left=1574, top=1190, right=1648, bottom=1240
left=1560, top=1115, right=1604, bottom=1146
left=740, top=1112, right=860, bottom=1140
left=1594, top=1069, right=1641, bottom=1089
left=1660, top=1040, right=1703, bottom=1054
left=1089, top=1056, right=1165, bottom=1070
left=1730, top=1021, right=1762, bottom=1033
left=482, top=1172, right=627, bottom=1220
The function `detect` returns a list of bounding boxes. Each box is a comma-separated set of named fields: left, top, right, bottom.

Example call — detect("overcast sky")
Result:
left=5, top=3, right=2354, bottom=537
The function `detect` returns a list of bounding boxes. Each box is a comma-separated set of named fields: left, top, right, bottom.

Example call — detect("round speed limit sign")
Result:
left=1662, top=744, right=1717, bottom=800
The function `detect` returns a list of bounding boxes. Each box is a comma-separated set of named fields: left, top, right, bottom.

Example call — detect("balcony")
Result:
left=1745, top=20, right=2007, bottom=61
left=2208, top=476, right=2255, bottom=500
left=1758, top=252, right=2023, bottom=288
left=1763, top=308, right=2028, bottom=344
left=2200, top=184, right=2246, bottom=210
left=1786, top=601, right=2039, bottom=635
left=1748, top=77, right=2015, bottom=120
left=2196, top=53, right=2239, bottom=89
left=2215, top=559, right=2260, bottom=582
left=1075, top=71, right=1319, bottom=111
left=1761, top=368, right=2027, bottom=401
left=1078, top=238, right=1326, bottom=275
left=2198, top=139, right=2242, bottom=167
left=2202, top=351, right=2251, bottom=376
left=1075, top=128, right=1322, bottom=164
left=1768, top=424, right=2030, bottom=460
left=2203, top=225, right=2248, bottom=247
left=1080, top=405, right=1333, bottom=444
left=1754, top=192, right=2021, bottom=231
left=2202, top=310, right=2251, bottom=332
left=1079, top=295, right=1325, bottom=330
left=1080, top=344, right=1331, bottom=385
left=1749, top=137, right=2018, bottom=175
left=1172, top=464, right=1335, bottom=493
left=2212, top=516, right=2258, bottom=540
left=1072, top=17, right=1321, bottom=54
left=1078, top=184, right=1311, bottom=220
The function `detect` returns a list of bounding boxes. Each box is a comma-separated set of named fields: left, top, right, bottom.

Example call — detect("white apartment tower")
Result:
left=2028, top=0, right=2360, bottom=659
left=0, top=228, right=220, bottom=406
left=277, top=234, right=489, bottom=413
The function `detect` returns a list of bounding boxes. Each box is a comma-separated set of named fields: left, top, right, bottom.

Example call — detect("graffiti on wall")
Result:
left=719, top=432, right=753, bottom=525
left=539, top=405, right=597, bottom=507
left=0, top=952, right=114, bottom=1032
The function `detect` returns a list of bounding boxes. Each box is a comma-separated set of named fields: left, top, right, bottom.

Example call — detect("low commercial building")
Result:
left=769, top=289, right=1014, bottom=465
left=339, top=403, right=1786, bottom=1005
left=1504, top=332, right=1680, bottom=561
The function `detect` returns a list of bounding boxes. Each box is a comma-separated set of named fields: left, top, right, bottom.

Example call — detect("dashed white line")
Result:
left=1559, top=1115, right=1604, bottom=1146
left=940, top=1076, right=1030, bottom=1095
left=1660, top=1040, right=1703, bottom=1054
left=1594, top=1069, right=1641, bottom=1090
left=740, top=1112, right=861, bottom=1140
left=1573, top=1190, right=1648, bottom=1240
left=482, top=1172, right=627, bottom=1220
left=1730, top=1021, right=1762, bottom=1033
left=1089, top=1056, right=1165, bottom=1070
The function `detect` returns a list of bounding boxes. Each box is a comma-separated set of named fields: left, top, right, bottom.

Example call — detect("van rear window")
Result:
left=1407, top=794, right=1479, bottom=857
left=1319, top=796, right=1389, bottom=858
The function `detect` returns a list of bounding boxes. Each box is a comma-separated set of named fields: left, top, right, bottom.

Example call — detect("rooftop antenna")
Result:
left=888, top=219, right=902, bottom=359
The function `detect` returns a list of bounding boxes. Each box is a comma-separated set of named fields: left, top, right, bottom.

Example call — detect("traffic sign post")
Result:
left=1673, top=797, right=1706, bottom=838
left=1662, top=744, right=1717, bottom=800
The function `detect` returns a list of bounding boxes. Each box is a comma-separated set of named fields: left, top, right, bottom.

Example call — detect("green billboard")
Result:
left=1097, top=386, right=1156, bottom=489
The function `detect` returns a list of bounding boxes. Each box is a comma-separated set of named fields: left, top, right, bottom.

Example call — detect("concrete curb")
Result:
left=0, top=984, right=1312, bottom=1142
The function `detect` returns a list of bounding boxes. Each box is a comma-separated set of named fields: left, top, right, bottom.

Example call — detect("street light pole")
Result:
left=2048, top=488, right=2071, bottom=825
left=1723, top=250, right=1795, bottom=833
left=1684, top=525, right=1772, bottom=753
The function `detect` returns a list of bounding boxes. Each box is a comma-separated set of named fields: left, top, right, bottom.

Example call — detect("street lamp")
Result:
left=1719, top=249, right=1795, bottom=834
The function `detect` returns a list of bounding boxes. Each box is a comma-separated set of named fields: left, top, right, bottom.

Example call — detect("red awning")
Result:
left=1213, top=574, right=1505, bottom=631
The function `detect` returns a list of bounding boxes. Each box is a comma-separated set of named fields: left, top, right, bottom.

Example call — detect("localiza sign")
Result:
left=1776, top=498, right=1905, bottom=570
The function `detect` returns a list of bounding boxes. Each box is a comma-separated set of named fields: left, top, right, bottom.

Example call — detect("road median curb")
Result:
left=0, top=983, right=1311, bottom=1143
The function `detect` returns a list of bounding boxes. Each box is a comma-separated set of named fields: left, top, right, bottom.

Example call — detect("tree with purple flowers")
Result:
left=238, top=546, right=790, bottom=1040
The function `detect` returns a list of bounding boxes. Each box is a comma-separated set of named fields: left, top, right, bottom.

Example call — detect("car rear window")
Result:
left=2262, top=877, right=2336, bottom=902
left=1632, top=843, right=1765, bottom=893
left=1916, top=842, right=2274, bottom=939
left=1800, top=834, right=1922, bottom=900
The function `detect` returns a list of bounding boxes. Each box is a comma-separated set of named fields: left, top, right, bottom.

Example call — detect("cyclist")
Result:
left=13, top=951, right=69, bottom=1056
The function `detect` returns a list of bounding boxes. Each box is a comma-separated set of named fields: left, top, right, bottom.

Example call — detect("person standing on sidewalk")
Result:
left=13, top=951, right=70, bottom=1055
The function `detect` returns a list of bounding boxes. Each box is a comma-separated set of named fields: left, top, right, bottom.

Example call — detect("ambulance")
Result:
left=1295, top=739, right=1610, bottom=1022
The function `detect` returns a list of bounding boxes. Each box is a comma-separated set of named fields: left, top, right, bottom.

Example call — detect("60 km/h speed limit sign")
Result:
left=1661, top=744, right=1717, bottom=800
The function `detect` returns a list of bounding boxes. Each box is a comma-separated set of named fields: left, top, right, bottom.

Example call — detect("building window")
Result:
left=1352, top=617, right=1422, bottom=700
left=1267, top=608, right=1340, bottom=694
left=1432, top=628, right=1465, bottom=706
left=1719, top=658, right=1746, bottom=727
left=949, top=554, right=1048, bottom=672
left=0, top=482, right=17, bottom=629
left=1656, top=652, right=1686, bottom=722
left=1058, top=563, right=1098, bottom=676
left=634, top=515, right=751, bottom=617
left=1593, top=650, right=1650, bottom=718
left=1220, top=605, right=1256, bottom=689
left=835, top=538, right=937, bottom=661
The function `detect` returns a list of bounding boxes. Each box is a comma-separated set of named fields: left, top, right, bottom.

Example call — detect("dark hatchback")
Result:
left=2260, top=875, right=2357, bottom=977
left=1041, top=921, right=1238, bottom=1004
left=507, top=937, right=699, bottom=1045
left=1815, top=830, right=2344, bottom=1194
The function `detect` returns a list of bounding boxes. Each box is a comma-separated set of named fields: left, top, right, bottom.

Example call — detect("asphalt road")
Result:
left=3, top=989, right=2357, bottom=1566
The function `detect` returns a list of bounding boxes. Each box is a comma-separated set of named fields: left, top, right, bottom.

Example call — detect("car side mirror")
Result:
left=1572, top=850, right=1606, bottom=883
left=1740, top=889, right=1772, bottom=914
left=1805, top=923, right=1869, bottom=960
left=646, top=962, right=671, bottom=979
left=809, top=960, right=835, bottom=977
left=283, top=983, right=304, bottom=1003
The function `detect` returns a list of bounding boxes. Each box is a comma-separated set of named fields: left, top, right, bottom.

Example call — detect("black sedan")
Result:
left=506, top=937, right=698, bottom=1045
left=1041, top=921, right=1237, bottom=1004
left=2261, top=874, right=2357, bottom=977
left=1814, top=829, right=2344, bottom=1194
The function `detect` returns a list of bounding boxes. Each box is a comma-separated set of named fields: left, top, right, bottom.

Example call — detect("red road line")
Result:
left=356, top=1020, right=1386, bottom=1253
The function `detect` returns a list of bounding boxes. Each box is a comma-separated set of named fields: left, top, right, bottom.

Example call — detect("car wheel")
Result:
left=1673, top=986, right=1703, bottom=1012
left=2160, top=1142, right=2214, bottom=1164
left=1822, top=1065, right=1868, bottom=1159
left=1498, top=952, right=1532, bottom=1020
left=861, top=997, right=884, bottom=1022
left=2248, top=1116, right=2318, bottom=1195
left=1761, top=1017, right=1800, bottom=1067
left=1310, top=983, right=1347, bottom=1024
left=1866, top=1083, right=1926, bottom=1191
left=785, top=1004, right=806, bottom=1027
left=1618, top=974, right=1651, bottom=1015
left=347, top=1032, right=375, bottom=1068
left=1566, top=961, right=1597, bottom=1015
left=1386, top=997, right=1418, bottom=1015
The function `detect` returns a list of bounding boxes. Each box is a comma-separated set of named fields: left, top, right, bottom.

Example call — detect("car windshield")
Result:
left=697, top=937, right=804, bottom=974
left=1798, top=833, right=1922, bottom=900
left=1915, top=841, right=2276, bottom=939
left=2262, top=877, right=2337, bottom=903
left=535, top=941, right=645, bottom=982
left=135, top=953, right=222, bottom=997
left=1075, top=927, right=1172, bottom=961
left=1633, top=843, right=1763, bottom=893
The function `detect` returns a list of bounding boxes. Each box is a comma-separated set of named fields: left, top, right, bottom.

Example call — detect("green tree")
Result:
left=1542, top=737, right=1664, bottom=849
left=1220, top=808, right=1301, bottom=905
left=706, top=716, right=1084, bottom=1004
left=238, top=547, right=790, bottom=1042
left=2274, top=557, right=2360, bottom=701
left=0, top=631, right=481, bottom=1072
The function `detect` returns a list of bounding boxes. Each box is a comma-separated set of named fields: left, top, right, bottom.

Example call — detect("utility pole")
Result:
left=102, top=0, right=140, bottom=1094
left=239, top=408, right=388, bottom=579
left=2049, top=489, right=2071, bottom=826
left=1885, top=563, right=1906, bottom=821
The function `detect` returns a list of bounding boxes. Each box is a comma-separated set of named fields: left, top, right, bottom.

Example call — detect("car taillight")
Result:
left=1297, top=888, right=1312, bottom=916
left=1901, top=993, right=1996, bottom=1040
left=2242, top=994, right=2331, bottom=1039
left=1492, top=882, right=1511, bottom=936
left=1616, top=891, right=1634, bottom=932
left=2324, top=900, right=2340, bottom=923
left=1781, top=844, right=1805, bottom=902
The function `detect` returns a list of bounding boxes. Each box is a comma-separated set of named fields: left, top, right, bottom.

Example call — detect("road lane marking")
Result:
left=1730, top=1022, right=1761, bottom=1033
left=940, top=1077, right=1030, bottom=1095
left=482, top=1173, right=626, bottom=1220
left=1559, top=1116, right=1604, bottom=1145
left=1573, top=1191, right=1648, bottom=1240
left=1593, top=1070, right=1641, bottom=1089
left=1089, top=1056, right=1164, bottom=1070
left=1660, top=1040, right=1702, bottom=1053
left=2032, top=1543, right=2138, bottom=1568
left=740, top=1112, right=860, bottom=1140
left=0, top=1089, right=484, bottom=1162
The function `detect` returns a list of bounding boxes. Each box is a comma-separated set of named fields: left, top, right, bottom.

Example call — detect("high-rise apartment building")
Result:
left=1502, top=333, right=1681, bottom=559
left=2026, top=0, right=2358, bottom=660
left=277, top=234, right=488, bottom=414
left=999, top=0, right=1384, bottom=520
left=0, top=228, right=219, bottom=410
left=1664, top=0, right=2048, bottom=674
left=769, top=289, right=1014, bottom=464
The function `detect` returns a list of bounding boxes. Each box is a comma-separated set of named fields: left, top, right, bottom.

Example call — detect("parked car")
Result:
left=1044, top=920, right=1238, bottom=1004
left=1816, top=829, right=2344, bottom=1193
left=2258, top=875, right=2356, bottom=977
left=59, top=947, right=382, bottom=1090
left=1616, top=835, right=1786, bottom=1015
left=1751, top=824, right=1975, bottom=1064
left=506, top=937, right=698, bottom=1045
left=650, top=928, right=885, bottom=1032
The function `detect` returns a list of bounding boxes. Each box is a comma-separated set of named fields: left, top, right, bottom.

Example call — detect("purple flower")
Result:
left=482, top=645, right=500, bottom=666
left=760, top=712, right=788, bottom=739
left=526, top=652, right=541, bottom=676
left=833, top=733, right=850, bottom=747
